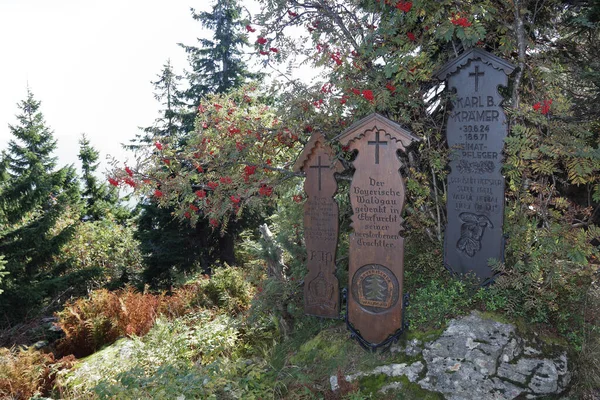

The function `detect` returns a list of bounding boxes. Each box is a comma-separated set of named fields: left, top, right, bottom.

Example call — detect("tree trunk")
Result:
left=218, top=232, right=236, bottom=266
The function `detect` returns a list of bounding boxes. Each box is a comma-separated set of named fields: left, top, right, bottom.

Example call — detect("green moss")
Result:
left=290, top=326, right=348, bottom=365
left=287, top=324, right=384, bottom=379
left=478, top=310, right=514, bottom=325
left=353, top=374, right=444, bottom=399
left=358, top=373, right=389, bottom=393
left=479, top=310, right=570, bottom=359
left=536, top=333, right=569, bottom=348
left=404, top=327, right=445, bottom=343
left=478, top=311, right=529, bottom=335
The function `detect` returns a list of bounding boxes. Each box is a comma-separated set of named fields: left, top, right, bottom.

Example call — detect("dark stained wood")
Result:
left=294, top=132, right=343, bottom=318
left=436, top=49, right=515, bottom=284
left=335, top=113, right=419, bottom=345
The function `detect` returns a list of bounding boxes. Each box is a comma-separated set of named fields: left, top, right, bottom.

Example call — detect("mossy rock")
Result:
left=479, top=311, right=571, bottom=358
left=356, top=374, right=444, bottom=399
left=403, top=327, right=445, bottom=344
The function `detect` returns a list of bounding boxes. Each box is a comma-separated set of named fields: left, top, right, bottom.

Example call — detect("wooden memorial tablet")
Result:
left=335, top=113, right=419, bottom=346
left=294, top=132, right=343, bottom=318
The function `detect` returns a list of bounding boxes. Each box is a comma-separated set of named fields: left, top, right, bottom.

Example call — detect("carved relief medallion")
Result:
left=351, top=264, right=399, bottom=314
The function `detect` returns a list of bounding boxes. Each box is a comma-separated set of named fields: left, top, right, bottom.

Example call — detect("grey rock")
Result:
left=418, top=356, right=519, bottom=400
left=344, top=361, right=424, bottom=384
left=491, top=377, right=524, bottom=399
left=416, top=311, right=569, bottom=399
left=497, top=358, right=542, bottom=384
left=421, top=312, right=513, bottom=378
left=330, top=361, right=424, bottom=391
left=330, top=312, right=571, bottom=398
left=528, top=359, right=559, bottom=394
left=524, top=346, right=542, bottom=356
left=118, top=339, right=136, bottom=359
left=390, top=338, right=422, bottom=357
left=501, top=337, right=523, bottom=363
left=554, top=353, right=568, bottom=375
left=330, top=375, right=339, bottom=391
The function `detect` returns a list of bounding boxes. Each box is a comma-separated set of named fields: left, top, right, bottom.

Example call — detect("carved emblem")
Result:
left=351, top=264, right=399, bottom=314
left=456, top=160, right=495, bottom=174
left=306, top=271, right=336, bottom=310
left=456, top=212, right=493, bottom=257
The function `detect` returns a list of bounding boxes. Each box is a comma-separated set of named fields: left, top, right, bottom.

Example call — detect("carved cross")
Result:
left=367, top=131, right=388, bottom=165
left=469, top=65, right=485, bottom=92
left=309, top=156, right=329, bottom=191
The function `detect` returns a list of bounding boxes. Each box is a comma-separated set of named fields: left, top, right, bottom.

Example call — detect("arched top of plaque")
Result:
left=293, top=132, right=343, bottom=174
left=334, top=113, right=420, bottom=150
left=435, top=48, right=516, bottom=81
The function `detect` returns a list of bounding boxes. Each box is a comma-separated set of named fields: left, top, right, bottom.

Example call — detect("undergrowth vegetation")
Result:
left=55, top=267, right=253, bottom=358
left=0, top=347, right=75, bottom=399
left=0, top=266, right=258, bottom=399
left=1, top=229, right=599, bottom=399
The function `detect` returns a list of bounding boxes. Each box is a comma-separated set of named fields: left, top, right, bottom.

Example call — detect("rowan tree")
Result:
left=111, top=84, right=303, bottom=231
left=121, top=0, right=267, bottom=286
left=114, top=0, right=600, bottom=348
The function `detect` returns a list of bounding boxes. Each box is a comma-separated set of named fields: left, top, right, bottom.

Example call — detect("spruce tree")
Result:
left=181, top=0, right=255, bottom=94
left=128, top=60, right=186, bottom=150
left=178, top=0, right=260, bottom=131
left=78, top=134, right=127, bottom=222
left=177, top=0, right=263, bottom=265
left=0, top=90, right=83, bottom=321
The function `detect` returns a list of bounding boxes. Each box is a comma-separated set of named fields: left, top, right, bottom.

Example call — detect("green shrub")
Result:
left=55, top=219, right=144, bottom=289
left=190, top=266, right=254, bottom=315
left=572, top=283, right=600, bottom=399
left=407, top=278, right=476, bottom=330
left=492, top=213, right=600, bottom=348
left=55, top=265, right=253, bottom=358
left=402, top=235, right=478, bottom=329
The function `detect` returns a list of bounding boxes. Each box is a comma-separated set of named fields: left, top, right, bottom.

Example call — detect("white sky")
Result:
left=0, top=0, right=255, bottom=176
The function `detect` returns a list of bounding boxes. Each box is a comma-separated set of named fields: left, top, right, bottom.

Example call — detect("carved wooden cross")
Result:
left=367, top=131, right=388, bottom=164
left=309, top=156, right=328, bottom=191
left=469, top=65, right=485, bottom=92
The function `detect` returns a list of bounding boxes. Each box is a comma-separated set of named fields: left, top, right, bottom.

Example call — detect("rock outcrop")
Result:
left=331, top=311, right=571, bottom=399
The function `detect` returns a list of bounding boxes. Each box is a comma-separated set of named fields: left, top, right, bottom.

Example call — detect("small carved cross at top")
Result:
left=368, top=131, right=388, bottom=165
left=469, top=65, right=485, bottom=92
left=310, top=156, right=329, bottom=191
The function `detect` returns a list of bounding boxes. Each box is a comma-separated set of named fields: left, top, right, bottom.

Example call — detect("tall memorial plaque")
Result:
left=294, top=132, right=343, bottom=318
left=436, top=48, right=515, bottom=283
left=335, top=113, right=419, bottom=347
